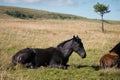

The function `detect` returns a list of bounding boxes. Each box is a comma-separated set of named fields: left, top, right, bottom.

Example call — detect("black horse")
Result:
left=12, top=35, right=86, bottom=69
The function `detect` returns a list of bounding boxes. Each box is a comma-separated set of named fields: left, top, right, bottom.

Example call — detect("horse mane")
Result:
left=57, top=38, right=73, bottom=48
left=109, top=42, right=120, bottom=54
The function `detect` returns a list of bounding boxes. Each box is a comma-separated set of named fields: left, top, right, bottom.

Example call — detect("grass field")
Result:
left=0, top=19, right=120, bottom=80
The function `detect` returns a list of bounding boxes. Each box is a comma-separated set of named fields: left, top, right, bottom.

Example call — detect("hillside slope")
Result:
left=0, top=6, right=86, bottom=20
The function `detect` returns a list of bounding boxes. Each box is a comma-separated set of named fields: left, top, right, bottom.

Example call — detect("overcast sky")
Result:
left=0, top=0, right=120, bottom=20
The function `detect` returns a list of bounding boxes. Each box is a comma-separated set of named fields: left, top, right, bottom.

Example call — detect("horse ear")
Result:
left=73, top=35, right=81, bottom=41
left=74, top=35, right=79, bottom=39
left=73, top=35, right=75, bottom=39
left=76, top=35, right=78, bottom=38
left=73, top=35, right=76, bottom=39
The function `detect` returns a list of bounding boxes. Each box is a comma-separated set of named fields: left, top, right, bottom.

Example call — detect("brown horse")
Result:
left=100, top=42, right=120, bottom=69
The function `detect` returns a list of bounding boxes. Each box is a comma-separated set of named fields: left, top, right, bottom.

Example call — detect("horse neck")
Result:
left=57, top=39, right=73, bottom=58
left=109, top=43, right=120, bottom=55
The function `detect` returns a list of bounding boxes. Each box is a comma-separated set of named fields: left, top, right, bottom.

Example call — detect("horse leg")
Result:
left=22, top=57, right=36, bottom=68
left=100, top=59, right=106, bottom=69
left=100, top=60, right=108, bottom=69
left=23, top=62, right=34, bottom=68
left=48, top=59, right=67, bottom=69
left=48, top=64, right=67, bottom=69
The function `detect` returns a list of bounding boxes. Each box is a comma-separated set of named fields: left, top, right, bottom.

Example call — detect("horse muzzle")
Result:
left=77, top=50, right=86, bottom=58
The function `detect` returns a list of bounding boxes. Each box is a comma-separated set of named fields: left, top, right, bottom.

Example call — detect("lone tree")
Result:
left=93, top=2, right=110, bottom=32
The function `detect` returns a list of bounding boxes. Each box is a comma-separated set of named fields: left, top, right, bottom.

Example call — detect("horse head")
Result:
left=57, top=35, right=86, bottom=58
left=71, top=35, right=86, bottom=58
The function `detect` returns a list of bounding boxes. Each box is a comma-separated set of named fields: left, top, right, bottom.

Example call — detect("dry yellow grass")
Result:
left=0, top=19, right=120, bottom=80
left=0, top=19, right=120, bottom=63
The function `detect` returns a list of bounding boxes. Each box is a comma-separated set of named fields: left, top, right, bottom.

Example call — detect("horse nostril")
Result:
left=82, top=53, right=86, bottom=58
left=83, top=55, right=86, bottom=58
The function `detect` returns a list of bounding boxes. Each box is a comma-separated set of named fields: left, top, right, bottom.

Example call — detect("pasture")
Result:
left=0, top=19, right=120, bottom=80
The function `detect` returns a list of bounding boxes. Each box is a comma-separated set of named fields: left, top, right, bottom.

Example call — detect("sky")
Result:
left=0, top=0, right=120, bottom=20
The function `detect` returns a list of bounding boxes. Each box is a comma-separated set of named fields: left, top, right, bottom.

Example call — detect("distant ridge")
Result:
left=0, top=6, right=86, bottom=20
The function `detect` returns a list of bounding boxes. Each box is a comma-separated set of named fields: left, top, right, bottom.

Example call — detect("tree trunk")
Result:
left=101, top=14, right=104, bottom=32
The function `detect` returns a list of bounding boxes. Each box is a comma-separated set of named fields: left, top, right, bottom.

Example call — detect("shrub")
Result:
left=5, top=11, right=34, bottom=19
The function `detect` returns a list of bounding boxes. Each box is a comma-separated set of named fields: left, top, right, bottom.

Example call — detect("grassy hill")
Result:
left=0, top=6, right=120, bottom=24
left=0, top=6, right=86, bottom=20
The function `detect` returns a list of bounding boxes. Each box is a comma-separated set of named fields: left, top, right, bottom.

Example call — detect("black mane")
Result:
left=109, top=42, right=120, bottom=54
left=57, top=39, right=72, bottom=47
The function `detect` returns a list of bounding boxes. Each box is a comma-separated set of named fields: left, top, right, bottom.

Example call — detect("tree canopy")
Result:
left=94, top=2, right=110, bottom=16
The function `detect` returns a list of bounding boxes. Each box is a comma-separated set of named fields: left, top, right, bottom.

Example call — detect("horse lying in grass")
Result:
left=12, top=35, right=86, bottom=69
left=100, top=42, right=120, bottom=69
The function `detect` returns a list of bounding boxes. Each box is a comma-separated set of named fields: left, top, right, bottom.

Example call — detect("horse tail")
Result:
left=12, top=55, right=17, bottom=66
